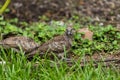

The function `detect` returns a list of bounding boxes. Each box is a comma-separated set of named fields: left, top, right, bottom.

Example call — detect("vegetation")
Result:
left=0, top=0, right=11, bottom=14
left=0, top=16, right=120, bottom=79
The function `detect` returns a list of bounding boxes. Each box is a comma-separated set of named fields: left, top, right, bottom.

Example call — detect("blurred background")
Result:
left=0, top=0, right=120, bottom=27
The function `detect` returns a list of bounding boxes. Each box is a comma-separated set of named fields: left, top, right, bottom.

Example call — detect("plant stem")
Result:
left=0, top=0, right=11, bottom=14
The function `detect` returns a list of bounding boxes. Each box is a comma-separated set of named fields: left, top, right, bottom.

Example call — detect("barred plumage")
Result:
left=0, top=36, right=39, bottom=53
left=27, top=26, right=75, bottom=59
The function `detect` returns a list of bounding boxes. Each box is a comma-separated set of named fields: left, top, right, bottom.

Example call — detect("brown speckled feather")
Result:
left=27, top=26, right=74, bottom=58
left=0, top=36, right=39, bottom=52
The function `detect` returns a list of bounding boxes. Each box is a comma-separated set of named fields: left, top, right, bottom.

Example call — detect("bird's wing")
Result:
left=39, top=35, right=69, bottom=53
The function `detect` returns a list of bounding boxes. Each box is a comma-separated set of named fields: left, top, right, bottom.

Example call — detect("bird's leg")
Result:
left=58, top=53, right=72, bottom=62
left=11, top=48, right=20, bottom=53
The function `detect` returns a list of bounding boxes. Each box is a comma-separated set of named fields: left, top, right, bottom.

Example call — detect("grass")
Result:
left=0, top=51, right=120, bottom=80
left=0, top=17, right=120, bottom=79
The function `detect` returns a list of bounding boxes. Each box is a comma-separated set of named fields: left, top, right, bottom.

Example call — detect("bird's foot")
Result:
left=58, top=53, right=72, bottom=62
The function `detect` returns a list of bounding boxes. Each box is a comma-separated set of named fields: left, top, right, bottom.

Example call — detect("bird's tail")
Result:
left=0, top=42, right=1, bottom=45
left=0, top=41, right=3, bottom=45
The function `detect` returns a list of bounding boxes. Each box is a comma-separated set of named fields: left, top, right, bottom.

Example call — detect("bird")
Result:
left=27, top=25, right=75, bottom=60
left=0, top=36, right=39, bottom=53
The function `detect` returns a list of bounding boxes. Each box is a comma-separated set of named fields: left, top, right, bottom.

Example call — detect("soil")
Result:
left=0, top=0, right=120, bottom=28
left=65, top=51, right=120, bottom=67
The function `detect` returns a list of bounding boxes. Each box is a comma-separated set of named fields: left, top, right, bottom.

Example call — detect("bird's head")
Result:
left=65, top=24, right=75, bottom=37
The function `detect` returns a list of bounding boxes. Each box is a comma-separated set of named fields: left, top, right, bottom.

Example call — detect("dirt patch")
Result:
left=66, top=51, right=120, bottom=67
left=1, top=0, right=120, bottom=27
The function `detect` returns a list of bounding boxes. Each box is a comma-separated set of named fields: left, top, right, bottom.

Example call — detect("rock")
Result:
left=77, top=28, right=93, bottom=40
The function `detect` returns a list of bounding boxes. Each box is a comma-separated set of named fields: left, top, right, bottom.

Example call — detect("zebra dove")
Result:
left=27, top=26, right=75, bottom=59
left=0, top=36, right=39, bottom=53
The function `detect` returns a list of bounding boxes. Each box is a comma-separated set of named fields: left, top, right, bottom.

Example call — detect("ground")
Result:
left=1, top=0, right=120, bottom=28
